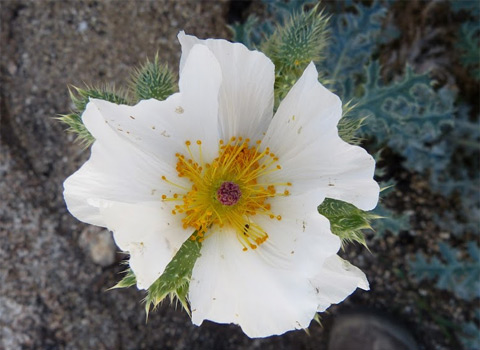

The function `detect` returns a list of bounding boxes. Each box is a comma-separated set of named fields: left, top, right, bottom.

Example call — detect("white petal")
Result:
left=100, top=201, right=191, bottom=290
left=189, top=192, right=341, bottom=338
left=84, top=44, right=222, bottom=162
left=312, top=255, right=369, bottom=312
left=63, top=117, right=179, bottom=227
left=253, top=191, right=341, bottom=276
left=263, top=63, right=379, bottom=210
left=64, top=44, right=224, bottom=226
left=178, top=31, right=275, bottom=142
left=190, top=229, right=317, bottom=338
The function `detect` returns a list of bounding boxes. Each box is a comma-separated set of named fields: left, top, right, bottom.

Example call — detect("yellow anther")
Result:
left=167, top=137, right=291, bottom=251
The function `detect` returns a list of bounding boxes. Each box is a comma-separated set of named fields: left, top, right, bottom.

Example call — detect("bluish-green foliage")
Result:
left=410, top=242, right=480, bottom=301
left=318, top=1, right=455, bottom=177
left=355, top=63, right=455, bottom=173
left=458, top=309, right=480, bottom=350
left=318, top=0, right=390, bottom=96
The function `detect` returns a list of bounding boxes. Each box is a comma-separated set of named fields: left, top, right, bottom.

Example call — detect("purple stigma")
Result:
left=216, top=181, right=242, bottom=206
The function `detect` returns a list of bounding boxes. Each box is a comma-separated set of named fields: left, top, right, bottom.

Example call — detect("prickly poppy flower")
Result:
left=63, top=32, right=379, bottom=337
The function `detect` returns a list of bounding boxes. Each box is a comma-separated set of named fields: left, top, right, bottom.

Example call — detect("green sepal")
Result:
left=130, top=54, right=177, bottom=102
left=109, top=268, right=137, bottom=290
left=318, top=198, right=379, bottom=248
left=58, top=85, right=128, bottom=147
left=144, top=236, right=202, bottom=317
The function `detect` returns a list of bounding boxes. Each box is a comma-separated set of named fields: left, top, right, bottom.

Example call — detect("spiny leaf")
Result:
left=130, top=54, right=177, bottom=102
left=318, top=198, right=379, bottom=247
left=337, top=101, right=365, bottom=145
left=261, top=3, right=329, bottom=69
left=260, top=3, right=330, bottom=105
left=110, top=268, right=137, bottom=289
left=145, top=236, right=202, bottom=317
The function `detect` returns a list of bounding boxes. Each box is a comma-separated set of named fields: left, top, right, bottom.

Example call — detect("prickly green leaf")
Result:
left=337, top=101, right=365, bottom=145
left=58, top=86, right=128, bottom=146
left=261, top=4, right=330, bottom=105
left=318, top=198, right=378, bottom=247
left=131, top=54, right=176, bottom=102
left=110, top=268, right=137, bottom=289
left=261, top=4, right=329, bottom=69
left=145, top=236, right=202, bottom=316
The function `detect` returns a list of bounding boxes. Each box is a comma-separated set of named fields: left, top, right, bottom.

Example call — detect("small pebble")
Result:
left=78, top=227, right=117, bottom=267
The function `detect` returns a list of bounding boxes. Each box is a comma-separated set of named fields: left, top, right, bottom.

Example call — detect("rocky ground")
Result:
left=0, top=1, right=477, bottom=350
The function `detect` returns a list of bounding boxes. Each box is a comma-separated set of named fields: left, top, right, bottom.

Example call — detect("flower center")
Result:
left=217, top=181, right=241, bottom=206
left=161, top=137, right=291, bottom=251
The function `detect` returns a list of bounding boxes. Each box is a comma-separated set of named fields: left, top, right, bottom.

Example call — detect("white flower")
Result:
left=63, top=32, right=379, bottom=338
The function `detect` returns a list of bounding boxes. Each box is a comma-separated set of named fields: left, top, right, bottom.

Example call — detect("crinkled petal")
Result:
left=100, top=201, right=191, bottom=290
left=64, top=44, right=223, bottom=226
left=252, top=190, right=341, bottom=276
left=312, top=255, right=369, bottom=312
left=178, top=31, right=275, bottom=142
left=189, top=229, right=316, bottom=338
left=189, top=192, right=341, bottom=338
left=63, top=113, right=180, bottom=226
left=85, top=44, right=222, bottom=161
left=263, top=62, right=379, bottom=210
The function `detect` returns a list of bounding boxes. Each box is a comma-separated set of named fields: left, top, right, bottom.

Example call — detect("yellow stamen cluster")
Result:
left=161, top=137, right=291, bottom=251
